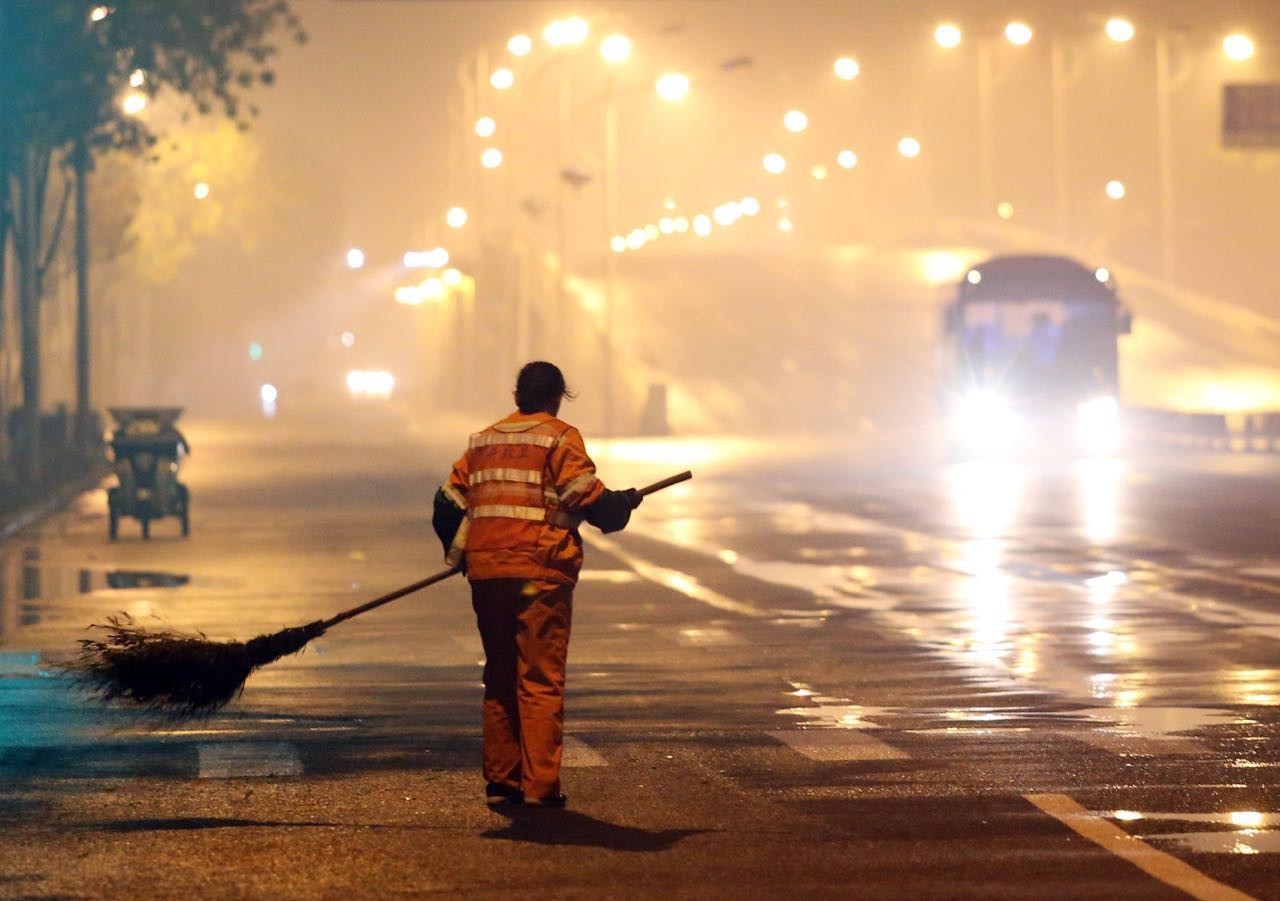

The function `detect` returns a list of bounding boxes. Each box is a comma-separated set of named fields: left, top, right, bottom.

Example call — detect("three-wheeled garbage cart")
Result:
left=106, top=407, right=191, bottom=540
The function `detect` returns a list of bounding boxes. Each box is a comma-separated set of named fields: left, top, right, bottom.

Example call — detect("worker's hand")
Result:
left=626, top=488, right=643, bottom=509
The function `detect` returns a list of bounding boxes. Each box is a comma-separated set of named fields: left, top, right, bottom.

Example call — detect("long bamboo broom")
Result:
left=62, top=470, right=693, bottom=717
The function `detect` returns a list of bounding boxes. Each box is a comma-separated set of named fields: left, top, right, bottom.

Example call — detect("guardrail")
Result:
left=1126, top=406, right=1280, bottom=453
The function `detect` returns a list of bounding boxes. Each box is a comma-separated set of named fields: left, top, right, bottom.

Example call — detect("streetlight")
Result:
left=655, top=72, right=690, bottom=101
left=834, top=56, right=860, bottom=80
left=345, top=248, right=365, bottom=269
left=783, top=109, right=808, bottom=132
left=837, top=149, right=858, bottom=169
left=475, top=116, right=496, bottom=137
left=545, top=17, right=588, bottom=47
left=508, top=34, right=533, bottom=56
left=1105, top=18, right=1135, bottom=43
left=121, top=91, right=147, bottom=116
left=1005, top=22, right=1033, bottom=46
left=935, top=23, right=962, bottom=49
left=490, top=68, right=515, bottom=90
left=446, top=206, right=468, bottom=228
left=193, top=182, right=210, bottom=200
left=898, top=136, right=921, bottom=158
left=1223, top=33, right=1255, bottom=61
left=1106, top=179, right=1126, bottom=200
left=763, top=152, right=786, bottom=174
left=129, top=69, right=146, bottom=87
left=600, top=34, right=632, bottom=64
left=481, top=147, right=503, bottom=169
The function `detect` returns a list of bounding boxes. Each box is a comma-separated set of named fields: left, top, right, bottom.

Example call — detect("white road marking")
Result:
left=579, top=569, right=641, bottom=583
left=198, top=742, right=303, bottom=779
left=768, top=729, right=909, bottom=761
left=1025, top=793, right=1256, bottom=901
left=562, top=735, right=607, bottom=767
left=675, top=626, right=739, bottom=646
left=585, top=533, right=767, bottom=618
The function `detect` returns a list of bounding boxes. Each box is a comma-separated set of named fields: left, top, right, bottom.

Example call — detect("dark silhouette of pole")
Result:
left=18, top=145, right=41, bottom=481
left=74, top=138, right=91, bottom=442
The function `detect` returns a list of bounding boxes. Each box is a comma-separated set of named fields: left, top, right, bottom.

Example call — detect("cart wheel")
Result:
left=141, top=516, right=151, bottom=540
left=180, top=486, right=191, bottom=538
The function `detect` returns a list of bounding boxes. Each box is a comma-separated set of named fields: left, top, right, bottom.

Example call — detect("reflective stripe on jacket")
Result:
left=446, top=411, right=606, bottom=585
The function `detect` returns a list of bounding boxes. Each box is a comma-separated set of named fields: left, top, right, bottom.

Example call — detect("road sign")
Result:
left=1223, top=83, right=1280, bottom=148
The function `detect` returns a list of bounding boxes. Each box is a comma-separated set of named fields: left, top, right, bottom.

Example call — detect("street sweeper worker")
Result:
left=432, top=360, right=641, bottom=808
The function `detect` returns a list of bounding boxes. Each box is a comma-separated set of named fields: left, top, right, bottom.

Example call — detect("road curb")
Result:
left=0, top=469, right=107, bottom=543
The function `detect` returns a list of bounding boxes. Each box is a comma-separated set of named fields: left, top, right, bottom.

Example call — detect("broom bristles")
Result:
left=60, top=614, right=326, bottom=717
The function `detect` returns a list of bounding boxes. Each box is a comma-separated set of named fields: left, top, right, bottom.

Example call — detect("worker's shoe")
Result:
left=523, top=792, right=568, bottom=808
left=485, top=782, right=524, bottom=806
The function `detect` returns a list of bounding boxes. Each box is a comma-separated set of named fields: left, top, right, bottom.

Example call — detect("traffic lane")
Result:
left=3, top=419, right=1276, bottom=896
left=0, top=562, right=1228, bottom=900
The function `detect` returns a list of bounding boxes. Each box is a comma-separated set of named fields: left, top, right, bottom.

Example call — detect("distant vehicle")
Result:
left=106, top=407, right=191, bottom=540
left=939, top=254, right=1132, bottom=455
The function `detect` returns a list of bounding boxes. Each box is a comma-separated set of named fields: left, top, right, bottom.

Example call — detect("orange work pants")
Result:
left=470, top=578, right=573, bottom=801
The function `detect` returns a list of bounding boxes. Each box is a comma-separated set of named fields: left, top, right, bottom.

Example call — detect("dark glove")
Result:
left=626, top=488, right=643, bottom=509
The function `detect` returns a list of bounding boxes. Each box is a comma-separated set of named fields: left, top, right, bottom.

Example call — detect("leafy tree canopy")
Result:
left=0, top=0, right=305, bottom=157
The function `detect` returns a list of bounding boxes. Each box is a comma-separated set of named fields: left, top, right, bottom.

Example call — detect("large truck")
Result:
left=939, top=254, right=1132, bottom=455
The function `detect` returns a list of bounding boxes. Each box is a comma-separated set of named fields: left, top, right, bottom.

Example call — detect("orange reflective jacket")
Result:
left=444, top=411, right=607, bottom=585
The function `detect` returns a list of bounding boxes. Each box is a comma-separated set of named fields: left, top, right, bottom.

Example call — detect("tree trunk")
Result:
left=17, top=145, right=41, bottom=482
left=74, top=138, right=91, bottom=445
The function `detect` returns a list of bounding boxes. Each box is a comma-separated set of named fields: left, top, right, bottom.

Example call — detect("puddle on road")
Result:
left=1068, top=706, right=1252, bottom=739
left=1149, top=831, right=1280, bottom=854
left=0, top=547, right=190, bottom=602
left=1103, top=810, right=1280, bottom=854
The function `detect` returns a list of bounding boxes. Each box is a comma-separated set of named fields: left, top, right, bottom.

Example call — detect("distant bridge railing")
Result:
left=1126, top=406, right=1280, bottom=452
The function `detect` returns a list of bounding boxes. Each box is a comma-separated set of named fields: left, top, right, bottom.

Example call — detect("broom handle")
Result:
left=319, top=567, right=461, bottom=630
left=637, top=470, right=692, bottom=496
left=318, top=471, right=692, bottom=631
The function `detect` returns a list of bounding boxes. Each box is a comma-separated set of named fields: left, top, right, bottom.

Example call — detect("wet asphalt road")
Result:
left=2, top=409, right=1279, bottom=899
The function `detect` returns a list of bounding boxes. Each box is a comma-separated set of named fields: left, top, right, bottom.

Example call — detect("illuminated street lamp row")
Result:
left=929, top=17, right=1256, bottom=59
left=611, top=196, right=761, bottom=253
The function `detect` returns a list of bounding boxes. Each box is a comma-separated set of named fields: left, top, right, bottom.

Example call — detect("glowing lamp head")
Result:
left=1224, top=33, right=1255, bottom=62
left=763, top=152, right=787, bottom=174
left=508, top=34, right=533, bottom=56
left=600, top=34, right=632, bottom=63
left=655, top=72, right=690, bottom=102
left=1105, top=18, right=1135, bottom=43
left=1005, top=22, right=1033, bottom=46
left=935, top=23, right=962, bottom=49
left=833, top=57, right=860, bottom=80
left=783, top=109, right=808, bottom=133
left=490, top=68, right=515, bottom=90
left=481, top=148, right=504, bottom=169
left=1106, top=179, right=1126, bottom=200
left=446, top=206, right=468, bottom=228
left=837, top=149, right=858, bottom=170
left=898, top=136, right=921, bottom=158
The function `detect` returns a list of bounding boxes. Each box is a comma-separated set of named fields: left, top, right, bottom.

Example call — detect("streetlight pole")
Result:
left=1049, top=36, right=1081, bottom=245
left=976, top=39, right=996, bottom=219
left=602, top=73, right=619, bottom=438
left=1154, top=29, right=1183, bottom=286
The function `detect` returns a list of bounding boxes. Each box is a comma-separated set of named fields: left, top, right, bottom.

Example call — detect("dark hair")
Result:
left=515, top=361, right=575, bottom=413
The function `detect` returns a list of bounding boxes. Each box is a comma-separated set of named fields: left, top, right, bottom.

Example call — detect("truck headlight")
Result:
left=1076, top=395, right=1120, bottom=452
left=954, top=391, right=1018, bottom=450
